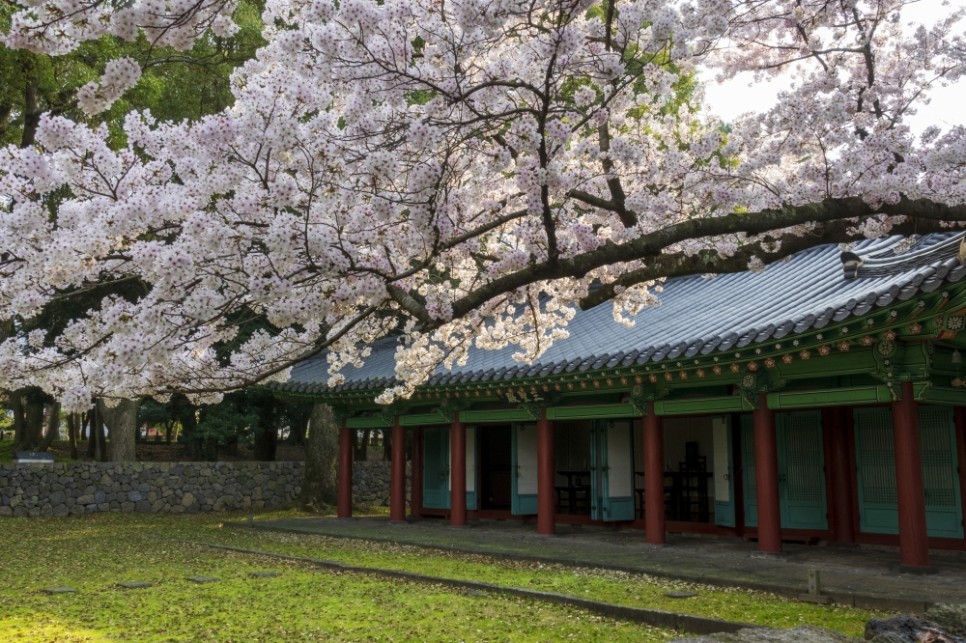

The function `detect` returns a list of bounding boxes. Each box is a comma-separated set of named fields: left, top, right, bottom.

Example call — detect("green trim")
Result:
left=399, top=412, right=451, bottom=426
left=767, top=385, right=894, bottom=409
left=547, top=403, right=637, bottom=420
left=346, top=416, right=391, bottom=429
left=774, top=352, right=878, bottom=378
left=919, top=386, right=966, bottom=406
left=461, top=408, right=536, bottom=423
left=654, top=396, right=753, bottom=416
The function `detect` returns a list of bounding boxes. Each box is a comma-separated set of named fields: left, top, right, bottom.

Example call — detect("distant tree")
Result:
left=138, top=398, right=182, bottom=444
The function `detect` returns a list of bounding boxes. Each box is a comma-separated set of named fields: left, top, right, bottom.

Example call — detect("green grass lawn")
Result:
left=0, top=511, right=882, bottom=641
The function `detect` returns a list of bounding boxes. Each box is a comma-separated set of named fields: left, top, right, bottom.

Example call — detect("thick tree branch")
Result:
left=440, top=197, right=966, bottom=327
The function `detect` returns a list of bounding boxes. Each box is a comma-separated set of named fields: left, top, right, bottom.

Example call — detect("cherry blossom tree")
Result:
left=1, top=0, right=965, bottom=411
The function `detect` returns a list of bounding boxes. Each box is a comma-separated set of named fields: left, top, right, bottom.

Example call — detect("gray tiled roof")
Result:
left=284, top=233, right=966, bottom=394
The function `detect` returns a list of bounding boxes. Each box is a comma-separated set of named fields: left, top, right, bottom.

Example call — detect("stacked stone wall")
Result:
left=0, top=460, right=396, bottom=517
left=352, top=461, right=393, bottom=508
left=0, top=461, right=303, bottom=517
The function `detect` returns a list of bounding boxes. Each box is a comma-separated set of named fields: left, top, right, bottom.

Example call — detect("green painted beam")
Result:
left=547, top=403, right=637, bottom=421
left=775, top=351, right=878, bottom=378
left=346, top=416, right=391, bottom=429
left=654, top=396, right=753, bottom=416
left=766, top=385, right=894, bottom=409
left=399, top=412, right=451, bottom=426
left=461, top=408, right=536, bottom=423
left=919, top=386, right=966, bottom=406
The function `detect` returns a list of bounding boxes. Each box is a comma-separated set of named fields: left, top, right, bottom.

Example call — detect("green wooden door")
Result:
left=511, top=423, right=538, bottom=515
left=590, top=420, right=635, bottom=522
left=853, top=408, right=898, bottom=534
left=741, top=415, right=757, bottom=527
left=465, top=426, right=478, bottom=511
left=423, top=427, right=450, bottom=509
left=920, top=407, right=963, bottom=538
left=854, top=407, right=963, bottom=538
left=713, top=416, right=735, bottom=527
left=776, top=411, right=827, bottom=530
left=743, top=412, right=827, bottom=530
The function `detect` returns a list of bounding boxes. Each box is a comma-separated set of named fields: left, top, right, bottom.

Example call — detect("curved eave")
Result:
left=271, top=280, right=966, bottom=406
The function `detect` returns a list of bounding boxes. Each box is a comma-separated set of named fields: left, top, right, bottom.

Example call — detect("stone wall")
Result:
left=353, top=461, right=393, bottom=508
left=0, top=461, right=302, bottom=517
left=0, top=459, right=396, bottom=517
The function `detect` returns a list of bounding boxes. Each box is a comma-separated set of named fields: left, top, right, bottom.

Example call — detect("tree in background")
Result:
left=0, top=1, right=264, bottom=457
left=0, top=0, right=963, bottom=412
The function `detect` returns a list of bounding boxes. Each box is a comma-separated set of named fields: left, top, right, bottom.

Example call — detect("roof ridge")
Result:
left=843, top=232, right=966, bottom=280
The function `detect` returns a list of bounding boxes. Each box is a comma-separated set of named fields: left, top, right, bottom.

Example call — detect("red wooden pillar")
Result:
left=754, top=394, right=782, bottom=553
left=390, top=417, right=406, bottom=523
left=644, top=401, right=666, bottom=545
left=337, top=418, right=353, bottom=519
left=537, top=410, right=556, bottom=535
left=823, top=407, right=856, bottom=544
left=410, top=428, right=424, bottom=519
left=450, top=417, right=467, bottom=527
left=892, top=382, right=929, bottom=569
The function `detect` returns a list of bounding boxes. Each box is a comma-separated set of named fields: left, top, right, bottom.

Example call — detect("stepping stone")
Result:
left=248, top=571, right=281, bottom=578
left=665, top=591, right=698, bottom=599
left=116, top=581, right=152, bottom=589
left=42, top=586, right=78, bottom=595
left=187, top=576, right=219, bottom=584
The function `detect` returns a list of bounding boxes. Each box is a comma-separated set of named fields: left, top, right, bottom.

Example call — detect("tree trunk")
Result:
left=97, top=398, right=139, bottom=462
left=38, top=401, right=61, bottom=450
left=172, top=397, right=197, bottom=458
left=95, top=417, right=108, bottom=461
left=11, top=393, right=25, bottom=448
left=85, top=408, right=97, bottom=458
left=20, top=52, right=41, bottom=149
left=285, top=403, right=311, bottom=446
left=299, top=403, right=340, bottom=511
left=354, top=429, right=369, bottom=462
left=20, top=396, right=45, bottom=450
left=252, top=397, right=278, bottom=461
left=382, top=429, right=391, bottom=462
left=67, top=413, right=79, bottom=459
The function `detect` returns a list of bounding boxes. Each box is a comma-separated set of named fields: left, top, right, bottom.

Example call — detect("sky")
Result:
left=700, top=0, right=966, bottom=135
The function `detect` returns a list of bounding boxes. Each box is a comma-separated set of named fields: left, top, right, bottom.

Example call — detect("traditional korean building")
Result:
left=275, top=233, right=966, bottom=570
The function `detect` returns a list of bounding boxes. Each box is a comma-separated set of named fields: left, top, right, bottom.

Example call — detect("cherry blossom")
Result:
left=1, top=0, right=965, bottom=410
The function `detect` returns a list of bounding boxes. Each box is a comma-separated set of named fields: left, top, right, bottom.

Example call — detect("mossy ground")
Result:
left=0, top=511, right=886, bottom=641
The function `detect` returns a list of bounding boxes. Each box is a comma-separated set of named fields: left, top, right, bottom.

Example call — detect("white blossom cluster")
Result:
left=1, top=0, right=965, bottom=410
left=76, top=57, right=142, bottom=115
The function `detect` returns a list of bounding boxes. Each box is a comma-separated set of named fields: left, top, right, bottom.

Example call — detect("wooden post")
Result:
left=390, top=418, right=406, bottom=523
left=892, top=382, right=929, bottom=569
left=644, top=401, right=666, bottom=544
left=537, top=410, right=556, bottom=535
left=823, top=407, right=855, bottom=544
left=754, top=394, right=782, bottom=553
left=410, top=428, right=423, bottom=519
left=337, top=418, right=353, bottom=519
left=450, top=417, right=467, bottom=526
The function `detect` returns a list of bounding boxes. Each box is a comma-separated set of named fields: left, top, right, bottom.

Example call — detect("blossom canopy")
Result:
left=1, top=0, right=965, bottom=410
